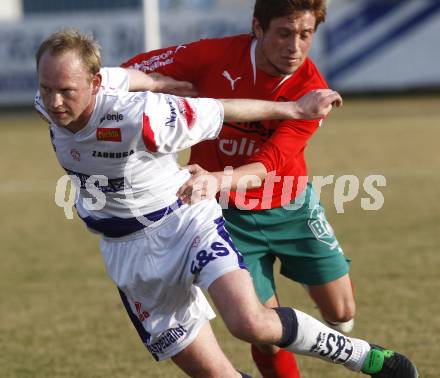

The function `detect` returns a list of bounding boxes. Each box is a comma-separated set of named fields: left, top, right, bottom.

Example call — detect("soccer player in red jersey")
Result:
left=124, top=1, right=354, bottom=376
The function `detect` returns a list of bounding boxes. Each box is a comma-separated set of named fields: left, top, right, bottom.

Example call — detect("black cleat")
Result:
left=362, top=344, right=418, bottom=377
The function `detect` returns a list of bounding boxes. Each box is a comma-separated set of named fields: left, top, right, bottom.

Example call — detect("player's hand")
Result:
left=177, top=164, right=221, bottom=204
left=147, top=72, right=198, bottom=97
left=294, top=89, right=343, bottom=119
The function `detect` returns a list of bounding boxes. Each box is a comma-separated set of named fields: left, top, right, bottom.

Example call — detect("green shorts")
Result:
left=223, top=182, right=350, bottom=304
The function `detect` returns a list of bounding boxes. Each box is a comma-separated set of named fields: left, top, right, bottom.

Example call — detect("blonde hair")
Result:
left=36, top=29, right=101, bottom=77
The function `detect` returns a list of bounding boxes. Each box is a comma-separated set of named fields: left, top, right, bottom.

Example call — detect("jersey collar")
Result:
left=250, top=38, right=293, bottom=92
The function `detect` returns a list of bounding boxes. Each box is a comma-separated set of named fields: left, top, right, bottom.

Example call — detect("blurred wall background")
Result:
left=1, top=0, right=439, bottom=106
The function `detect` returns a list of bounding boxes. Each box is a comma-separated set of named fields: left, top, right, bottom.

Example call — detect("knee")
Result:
left=223, top=309, right=266, bottom=343
left=322, top=295, right=356, bottom=323
left=336, top=300, right=356, bottom=322
left=323, top=301, right=356, bottom=333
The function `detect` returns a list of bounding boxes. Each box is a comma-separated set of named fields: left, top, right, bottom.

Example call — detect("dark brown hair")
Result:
left=253, top=0, right=327, bottom=31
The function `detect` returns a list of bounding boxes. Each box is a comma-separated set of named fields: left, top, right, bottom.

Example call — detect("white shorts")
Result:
left=99, top=199, right=246, bottom=361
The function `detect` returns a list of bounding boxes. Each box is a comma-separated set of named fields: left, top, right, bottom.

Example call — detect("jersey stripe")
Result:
left=179, top=98, right=195, bottom=129
left=142, top=113, right=157, bottom=152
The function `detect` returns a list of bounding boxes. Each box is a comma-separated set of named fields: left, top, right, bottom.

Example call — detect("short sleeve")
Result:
left=141, top=93, right=224, bottom=153
left=100, top=67, right=129, bottom=92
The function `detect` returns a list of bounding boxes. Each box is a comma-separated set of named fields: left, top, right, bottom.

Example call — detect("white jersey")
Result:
left=36, top=68, right=245, bottom=361
left=35, top=67, right=224, bottom=236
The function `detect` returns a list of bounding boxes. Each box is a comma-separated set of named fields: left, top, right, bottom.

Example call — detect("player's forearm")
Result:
left=221, top=99, right=301, bottom=122
left=215, top=162, right=268, bottom=191
left=126, top=68, right=157, bottom=91
left=126, top=69, right=197, bottom=96
left=220, top=89, right=342, bottom=121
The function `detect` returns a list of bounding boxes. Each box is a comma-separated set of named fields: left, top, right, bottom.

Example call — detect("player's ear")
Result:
left=91, top=73, right=102, bottom=95
left=252, top=17, right=264, bottom=39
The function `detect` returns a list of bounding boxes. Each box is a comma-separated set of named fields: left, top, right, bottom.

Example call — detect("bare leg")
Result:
left=208, top=270, right=364, bottom=370
left=207, top=269, right=417, bottom=376
left=171, top=321, right=241, bottom=378
left=208, top=270, right=363, bottom=369
left=306, top=274, right=355, bottom=332
left=253, top=295, right=282, bottom=354
left=249, top=295, right=300, bottom=378
left=208, top=269, right=282, bottom=345
left=251, top=273, right=355, bottom=343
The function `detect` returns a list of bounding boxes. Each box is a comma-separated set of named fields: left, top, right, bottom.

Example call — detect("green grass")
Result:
left=1, top=95, right=439, bottom=377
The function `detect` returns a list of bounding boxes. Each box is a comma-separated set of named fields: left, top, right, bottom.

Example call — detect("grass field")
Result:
left=1, top=95, right=439, bottom=377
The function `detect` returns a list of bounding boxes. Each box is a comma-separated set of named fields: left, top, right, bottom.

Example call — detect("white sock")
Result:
left=285, top=309, right=370, bottom=372
left=324, top=318, right=355, bottom=333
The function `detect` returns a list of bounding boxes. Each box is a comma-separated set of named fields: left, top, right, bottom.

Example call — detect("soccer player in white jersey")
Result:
left=34, top=30, right=418, bottom=378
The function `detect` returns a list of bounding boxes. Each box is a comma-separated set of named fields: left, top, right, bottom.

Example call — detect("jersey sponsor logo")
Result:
left=165, top=97, right=177, bottom=127
left=222, top=70, right=242, bottom=90
left=309, top=331, right=354, bottom=364
left=175, top=45, right=187, bottom=53
left=131, top=50, right=175, bottom=73
left=146, top=324, right=187, bottom=355
left=218, top=137, right=259, bottom=157
left=191, top=236, right=201, bottom=248
left=134, top=302, right=150, bottom=322
left=96, top=128, right=122, bottom=142
left=70, top=148, right=81, bottom=161
left=99, top=113, right=124, bottom=123
left=224, top=121, right=274, bottom=139
left=63, top=167, right=125, bottom=193
left=92, top=150, right=134, bottom=159
left=190, top=241, right=230, bottom=274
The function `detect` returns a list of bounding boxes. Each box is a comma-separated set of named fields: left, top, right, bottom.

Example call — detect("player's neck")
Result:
left=254, top=43, right=294, bottom=78
left=255, top=56, right=282, bottom=78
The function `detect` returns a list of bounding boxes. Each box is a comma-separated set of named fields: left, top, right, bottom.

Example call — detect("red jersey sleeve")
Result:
left=122, top=44, right=195, bottom=82
left=247, top=118, right=320, bottom=173
left=247, top=58, right=327, bottom=174
left=121, top=38, right=231, bottom=84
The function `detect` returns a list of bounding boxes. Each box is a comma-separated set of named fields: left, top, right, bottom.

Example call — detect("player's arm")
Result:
left=176, top=90, right=342, bottom=203
left=122, top=38, right=219, bottom=84
left=221, top=89, right=342, bottom=121
left=143, top=89, right=341, bottom=155
left=177, top=162, right=267, bottom=204
left=126, top=69, right=198, bottom=96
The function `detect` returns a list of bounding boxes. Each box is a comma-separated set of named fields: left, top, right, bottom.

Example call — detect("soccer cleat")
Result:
left=362, top=344, right=419, bottom=377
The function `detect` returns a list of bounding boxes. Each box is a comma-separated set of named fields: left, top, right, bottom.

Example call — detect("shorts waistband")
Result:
left=81, top=200, right=183, bottom=238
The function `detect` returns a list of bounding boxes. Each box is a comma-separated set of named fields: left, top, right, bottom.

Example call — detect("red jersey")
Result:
left=122, top=34, right=328, bottom=209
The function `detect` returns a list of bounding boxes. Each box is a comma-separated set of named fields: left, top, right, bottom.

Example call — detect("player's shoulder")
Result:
left=188, top=33, right=253, bottom=52
left=96, top=90, right=144, bottom=126
left=123, top=34, right=253, bottom=70
left=100, top=89, right=150, bottom=110
left=299, top=57, right=328, bottom=89
left=194, top=33, right=252, bottom=45
left=99, top=90, right=174, bottom=125
left=281, top=58, right=328, bottom=99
